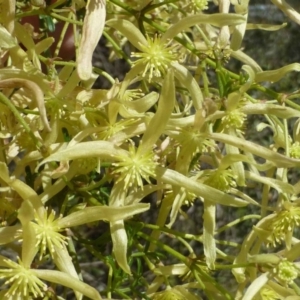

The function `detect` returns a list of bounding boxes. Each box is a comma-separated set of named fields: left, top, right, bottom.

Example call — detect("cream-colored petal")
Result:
left=139, top=69, right=175, bottom=154
left=77, top=0, right=106, bottom=80
left=33, top=269, right=102, bottom=300
left=57, top=203, right=149, bottom=227
left=271, top=0, right=300, bottom=25
left=203, top=200, right=216, bottom=270
left=111, top=220, right=131, bottom=274
left=0, top=0, right=15, bottom=33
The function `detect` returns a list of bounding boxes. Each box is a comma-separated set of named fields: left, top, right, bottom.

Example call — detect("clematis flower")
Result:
left=0, top=256, right=47, bottom=299
left=112, top=144, right=157, bottom=191
left=203, top=168, right=237, bottom=192
left=0, top=254, right=103, bottom=300
left=243, top=255, right=300, bottom=300
left=0, top=195, right=149, bottom=298
left=0, top=197, right=103, bottom=299
left=273, top=260, right=300, bottom=285
left=31, top=208, right=68, bottom=260
left=221, top=109, right=246, bottom=132
left=267, top=204, right=300, bottom=249
left=0, top=160, right=150, bottom=296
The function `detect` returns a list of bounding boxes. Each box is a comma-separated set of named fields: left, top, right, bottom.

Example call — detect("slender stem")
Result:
left=142, top=0, right=181, bottom=14
left=137, top=231, right=191, bottom=266
left=103, top=31, right=131, bottom=64
left=285, top=98, right=300, bottom=110
left=216, top=215, right=261, bottom=234
left=131, top=221, right=203, bottom=242
left=50, top=12, right=82, bottom=25
left=53, top=11, right=73, bottom=57
left=108, top=0, right=137, bottom=14
left=290, top=282, right=300, bottom=296
left=201, top=61, right=210, bottom=97
left=93, top=66, right=115, bottom=85
left=66, top=234, right=83, bottom=280
left=249, top=84, right=280, bottom=99
left=107, top=264, right=113, bottom=299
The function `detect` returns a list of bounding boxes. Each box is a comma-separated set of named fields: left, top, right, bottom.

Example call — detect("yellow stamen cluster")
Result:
left=268, top=206, right=300, bottom=246
left=289, top=141, right=300, bottom=158
left=0, top=257, right=47, bottom=299
left=203, top=169, right=237, bottom=192
left=112, top=145, right=157, bottom=190
left=96, top=119, right=138, bottom=140
left=189, top=0, right=209, bottom=12
left=123, top=89, right=144, bottom=102
left=221, top=109, right=246, bottom=132
left=273, top=260, right=299, bottom=285
left=175, top=127, right=215, bottom=154
left=131, top=35, right=178, bottom=81
left=32, top=209, right=67, bottom=259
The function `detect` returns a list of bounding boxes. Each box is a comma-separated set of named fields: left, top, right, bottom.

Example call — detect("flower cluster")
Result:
left=1, top=0, right=300, bottom=298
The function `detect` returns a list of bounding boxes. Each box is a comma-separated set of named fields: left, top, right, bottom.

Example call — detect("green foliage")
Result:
left=1, top=0, right=300, bottom=299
